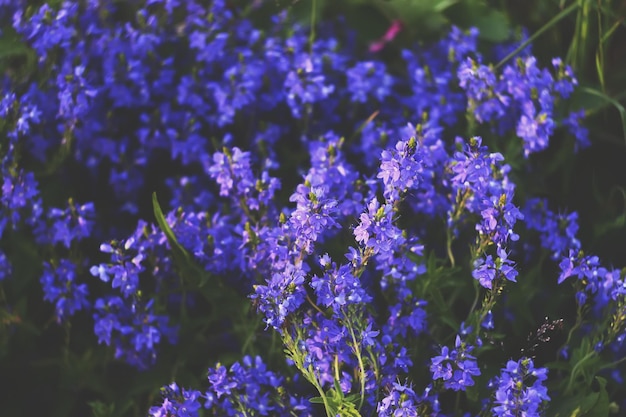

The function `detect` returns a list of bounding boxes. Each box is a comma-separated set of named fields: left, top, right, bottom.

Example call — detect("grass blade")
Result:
left=581, top=87, right=626, bottom=147
left=495, top=2, right=579, bottom=69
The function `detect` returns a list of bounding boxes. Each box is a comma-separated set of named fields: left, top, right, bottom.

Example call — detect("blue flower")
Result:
left=490, top=358, right=549, bottom=417
left=430, top=336, right=481, bottom=391
left=40, top=259, right=90, bottom=323
left=1, top=168, right=42, bottom=230
left=310, top=262, right=371, bottom=312
left=149, top=383, right=202, bottom=417
left=196, top=356, right=311, bottom=415
left=35, top=200, right=95, bottom=248
left=346, top=61, right=394, bottom=103
left=251, top=262, right=307, bottom=329
left=523, top=198, right=581, bottom=259
left=0, top=251, right=11, bottom=281
left=473, top=247, right=518, bottom=289
left=284, top=55, right=335, bottom=119
left=377, top=138, right=423, bottom=202
left=93, top=296, right=177, bottom=369
left=564, top=109, right=590, bottom=150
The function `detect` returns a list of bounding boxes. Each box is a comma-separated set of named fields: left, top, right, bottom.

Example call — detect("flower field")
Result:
left=1, top=1, right=625, bottom=416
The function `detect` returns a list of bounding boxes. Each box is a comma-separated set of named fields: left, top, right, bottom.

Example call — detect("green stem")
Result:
left=563, top=294, right=585, bottom=349
left=568, top=0, right=591, bottom=71
left=309, top=0, right=316, bottom=56
left=346, top=315, right=366, bottom=411
left=349, top=110, right=379, bottom=144
left=366, top=346, right=381, bottom=407
left=309, top=369, right=334, bottom=417
left=63, top=321, right=71, bottom=364
left=598, top=354, right=626, bottom=371
left=446, top=228, right=456, bottom=267
left=495, top=2, right=579, bottom=69
left=306, top=293, right=326, bottom=316
left=467, top=281, right=481, bottom=319
left=284, top=329, right=333, bottom=417
left=565, top=350, right=597, bottom=394
left=580, top=86, right=626, bottom=146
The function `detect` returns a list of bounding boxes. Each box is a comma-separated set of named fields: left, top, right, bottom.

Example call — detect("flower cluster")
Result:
left=149, top=356, right=312, bottom=417
left=489, top=358, right=550, bottom=417
left=35, top=201, right=95, bottom=248
left=93, top=295, right=178, bottom=370
left=378, top=381, right=440, bottom=416
left=458, top=55, right=587, bottom=156
left=1, top=1, right=624, bottom=417
left=430, top=335, right=481, bottom=391
left=40, top=259, right=89, bottom=323
left=447, top=136, right=522, bottom=289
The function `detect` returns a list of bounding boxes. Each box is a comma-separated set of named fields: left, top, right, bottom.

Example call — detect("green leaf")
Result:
left=552, top=392, right=599, bottom=417
left=0, top=27, right=37, bottom=77
left=88, top=401, right=116, bottom=417
left=474, top=9, right=510, bottom=42
left=344, top=393, right=361, bottom=403
left=337, top=402, right=362, bottom=417
left=465, top=384, right=479, bottom=402
left=589, top=377, right=610, bottom=417
left=0, top=37, right=30, bottom=60
left=152, top=193, right=191, bottom=263
left=152, top=192, right=206, bottom=287
left=152, top=192, right=247, bottom=316
left=595, top=50, right=605, bottom=91
left=432, top=0, right=459, bottom=13
left=385, top=0, right=449, bottom=34
left=430, top=287, right=448, bottom=311
left=551, top=378, right=610, bottom=417
left=279, top=0, right=327, bottom=25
